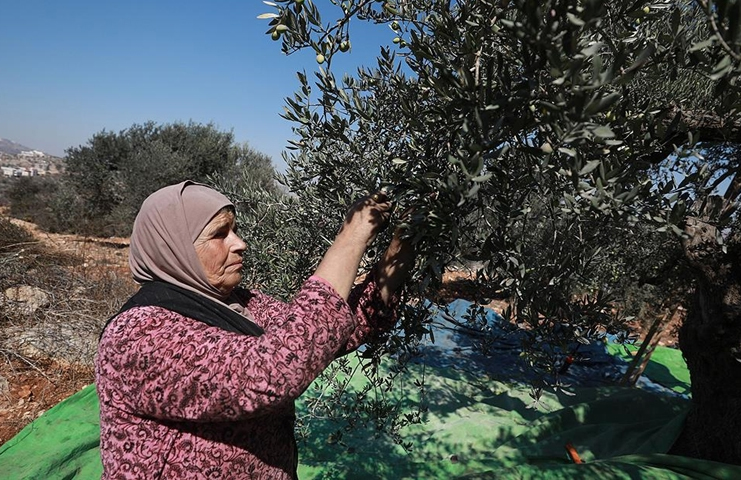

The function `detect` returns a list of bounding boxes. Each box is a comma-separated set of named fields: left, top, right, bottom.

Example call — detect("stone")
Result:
left=4, top=319, right=100, bottom=366
left=3, top=285, right=50, bottom=316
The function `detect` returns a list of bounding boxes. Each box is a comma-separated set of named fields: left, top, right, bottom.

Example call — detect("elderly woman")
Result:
left=95, top=181, right=413, bottom=479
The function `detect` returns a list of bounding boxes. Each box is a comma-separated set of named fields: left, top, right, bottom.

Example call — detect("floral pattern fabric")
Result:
left=96, top=274, right=395, bottom=479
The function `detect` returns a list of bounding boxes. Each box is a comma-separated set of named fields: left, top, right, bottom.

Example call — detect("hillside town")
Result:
left=0, top=150, right=63, bottom=177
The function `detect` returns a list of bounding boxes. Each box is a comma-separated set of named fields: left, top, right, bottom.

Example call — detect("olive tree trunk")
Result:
left=669, top=218, right=741, bottom=465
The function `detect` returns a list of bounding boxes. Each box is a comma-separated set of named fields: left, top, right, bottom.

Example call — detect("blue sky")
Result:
left=0, top=1, right=391, bottom=171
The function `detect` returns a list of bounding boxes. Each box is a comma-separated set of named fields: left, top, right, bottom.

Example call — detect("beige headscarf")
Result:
left=129, top=180, right=239, bottom=304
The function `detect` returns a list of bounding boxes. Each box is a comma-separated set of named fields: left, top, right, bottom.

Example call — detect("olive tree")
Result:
left=58, top=121, right=258, bottom=236
left=257, top=0, right=741, bottom=463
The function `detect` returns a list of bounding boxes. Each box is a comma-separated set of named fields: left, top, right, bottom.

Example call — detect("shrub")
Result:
left=0, top=216, right=34, bottom=253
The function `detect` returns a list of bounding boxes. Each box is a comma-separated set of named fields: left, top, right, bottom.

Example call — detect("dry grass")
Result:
left=0, top=213, right=136, bottom=444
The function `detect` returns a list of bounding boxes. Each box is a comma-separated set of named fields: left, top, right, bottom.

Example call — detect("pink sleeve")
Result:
left=96, top=277, right=356, bottom=422
left=341, top=270, right=399, bottom=353
left=246, top=273, right=398, bottom=354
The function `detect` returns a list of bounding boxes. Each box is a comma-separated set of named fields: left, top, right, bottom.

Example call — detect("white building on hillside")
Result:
left=19, top=150, right=46, bottom=158
left=0, top=166, right=37, bottom=177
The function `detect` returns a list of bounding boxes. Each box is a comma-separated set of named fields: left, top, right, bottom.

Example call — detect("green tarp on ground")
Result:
left=1, top=301, right=737, bottom=479
left=606, top=342, right=692, bottom=395
left=0, top=383, right=102, bottom=479
left=292, top=352, right=737, bottom=480
left=1, top=350, right=738, bottom=479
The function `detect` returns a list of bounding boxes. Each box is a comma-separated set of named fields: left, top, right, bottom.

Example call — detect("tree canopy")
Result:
left=250, top=0, right=741, bottom=464
left=56, top=121, right=274, bottom=236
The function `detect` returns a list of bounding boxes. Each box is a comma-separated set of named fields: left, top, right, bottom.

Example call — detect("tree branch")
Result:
left=636, top=105, right=741, bottom=168
left=697, top=0, right=741, bottom=62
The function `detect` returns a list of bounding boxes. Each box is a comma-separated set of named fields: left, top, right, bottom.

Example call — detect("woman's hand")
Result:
left=374, top=222, right=416, bottom=306
left=336, top=192, right=394, bottom=247
left=314, top=192, right=394, bottom=300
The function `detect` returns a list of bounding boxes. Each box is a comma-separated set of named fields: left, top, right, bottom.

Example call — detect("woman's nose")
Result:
left=230, top=232, right=247, bottom=252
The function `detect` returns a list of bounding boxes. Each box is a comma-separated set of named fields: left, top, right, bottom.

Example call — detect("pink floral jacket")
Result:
left=95, top=275, right=395, bottom=479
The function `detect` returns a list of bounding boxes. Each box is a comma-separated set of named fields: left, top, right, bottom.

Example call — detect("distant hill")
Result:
left=0, top=138, right=38, bottom=156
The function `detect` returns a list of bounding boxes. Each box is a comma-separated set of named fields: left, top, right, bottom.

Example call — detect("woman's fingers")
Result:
left=368, top=192, right=394, bottom=228
left=340, top=192, right=395, bottom=245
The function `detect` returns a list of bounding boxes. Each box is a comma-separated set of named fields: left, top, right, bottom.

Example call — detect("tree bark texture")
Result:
left=669, top=218, right=741, bottom=464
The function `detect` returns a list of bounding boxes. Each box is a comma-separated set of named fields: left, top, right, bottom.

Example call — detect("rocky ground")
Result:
left=0, top=216, right=133, bottom=445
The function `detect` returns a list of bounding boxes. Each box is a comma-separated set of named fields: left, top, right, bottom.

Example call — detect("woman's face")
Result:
left=194, top=209, right=247, bottom=296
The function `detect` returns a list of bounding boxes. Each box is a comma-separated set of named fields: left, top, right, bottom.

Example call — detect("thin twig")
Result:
left=0, top=348, right=54, bottom=383
left=0, top=241, right=42, bottom=252
left=697, top=0, right=741, bottom=62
